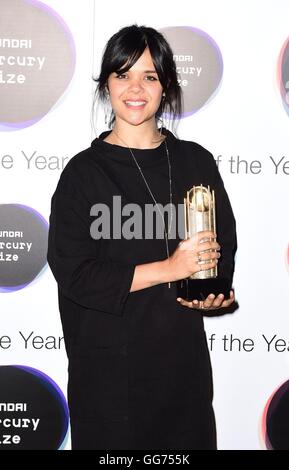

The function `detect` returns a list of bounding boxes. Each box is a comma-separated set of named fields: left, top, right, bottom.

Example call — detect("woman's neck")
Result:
left=106, top=121, right=164, bottom=149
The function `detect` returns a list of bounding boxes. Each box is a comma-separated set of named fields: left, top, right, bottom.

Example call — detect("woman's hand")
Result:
left=165, top=230, right=220, bottom=282
left=177, top=289, right=235, bottom=311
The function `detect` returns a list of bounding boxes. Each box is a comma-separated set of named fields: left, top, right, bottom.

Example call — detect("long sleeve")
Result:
left=47, top=179, right=135, bottom=316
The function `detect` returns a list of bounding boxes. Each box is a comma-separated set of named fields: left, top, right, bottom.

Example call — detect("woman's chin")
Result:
left=120, top=115, right=155, bottom=127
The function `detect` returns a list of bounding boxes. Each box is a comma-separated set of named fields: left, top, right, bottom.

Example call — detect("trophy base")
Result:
left=176, top=277, right=231, bottom=301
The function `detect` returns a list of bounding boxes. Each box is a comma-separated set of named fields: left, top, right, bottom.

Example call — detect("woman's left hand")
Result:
left=177, top=289, right=235, bottom=311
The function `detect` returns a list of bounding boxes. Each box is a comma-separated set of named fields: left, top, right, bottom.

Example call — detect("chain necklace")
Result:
left=112, top=129, right=173, bottom=288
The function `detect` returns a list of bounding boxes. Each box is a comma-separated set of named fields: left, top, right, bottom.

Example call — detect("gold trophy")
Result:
left=185, top=185, right=217, bottom=280
left=177, top=184, right=231, bottom=301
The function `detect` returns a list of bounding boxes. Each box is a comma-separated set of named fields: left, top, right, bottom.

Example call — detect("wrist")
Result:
left=158, top=258, right=174, bottom=283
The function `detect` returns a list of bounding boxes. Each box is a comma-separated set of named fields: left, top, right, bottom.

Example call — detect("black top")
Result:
left=47, top=129, right=237, bottom=450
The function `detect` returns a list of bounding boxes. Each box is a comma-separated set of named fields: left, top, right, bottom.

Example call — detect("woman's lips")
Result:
left=124, top=100, right=147, bottom=109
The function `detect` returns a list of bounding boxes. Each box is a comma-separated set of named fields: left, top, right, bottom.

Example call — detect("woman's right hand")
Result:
left=165, top=230, right=221, bottom=282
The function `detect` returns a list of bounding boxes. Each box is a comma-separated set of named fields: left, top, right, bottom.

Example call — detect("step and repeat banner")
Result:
left=0, top=0, right=288, bottom=450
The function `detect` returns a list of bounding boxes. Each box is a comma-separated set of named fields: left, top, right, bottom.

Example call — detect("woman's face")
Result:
left=107, top=47, right=163, bottom=128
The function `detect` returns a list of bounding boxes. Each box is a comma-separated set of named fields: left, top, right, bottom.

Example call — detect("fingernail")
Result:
left=177, top=298, right=181, bottom=302
left=193, top=300, right=198, bottom=305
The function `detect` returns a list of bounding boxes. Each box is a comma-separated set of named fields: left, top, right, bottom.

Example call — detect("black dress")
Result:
left=47, top=129, right=236, bottom=450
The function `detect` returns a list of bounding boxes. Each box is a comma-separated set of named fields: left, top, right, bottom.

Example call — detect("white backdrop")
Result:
left=1, top=0, right=289, bottom=450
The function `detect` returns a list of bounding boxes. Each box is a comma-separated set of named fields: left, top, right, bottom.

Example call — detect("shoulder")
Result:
left=176, top=135, right=212, bottom=155
left=173, top=135, right=217, bottom=169
left=61, top=146, right=94, bottom=177
left=54, top=145, right=103, bottom=196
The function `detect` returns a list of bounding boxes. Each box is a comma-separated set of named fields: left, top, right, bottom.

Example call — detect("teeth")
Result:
left=125, top=101, right=146, bottom=106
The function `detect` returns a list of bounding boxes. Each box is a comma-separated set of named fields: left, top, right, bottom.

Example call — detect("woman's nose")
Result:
left=128, top=76, right=143, bottom=91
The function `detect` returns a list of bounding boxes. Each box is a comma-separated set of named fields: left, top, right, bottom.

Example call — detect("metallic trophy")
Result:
left=184, top=185, right=217, bottom=280
left=176, top=184, right=231, bottom=301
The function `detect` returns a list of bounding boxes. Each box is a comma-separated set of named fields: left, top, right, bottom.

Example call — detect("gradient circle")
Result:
left=0, top=366, right=69, bottom=449
left=278, top=36, right=289, bottom=116
left=0, top=204, right=48, bottom=291
left=0, top=0, right=76, bottom=130
left=161, top=26, right=223, bottom=117
left=262, top=380, right=289, bottom=450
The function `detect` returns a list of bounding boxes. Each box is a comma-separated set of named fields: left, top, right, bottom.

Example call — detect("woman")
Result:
left=47, top=24, right=237, bottom=450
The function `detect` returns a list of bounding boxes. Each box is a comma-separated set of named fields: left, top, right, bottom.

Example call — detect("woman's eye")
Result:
left=114, top=74, right=158, bottom=81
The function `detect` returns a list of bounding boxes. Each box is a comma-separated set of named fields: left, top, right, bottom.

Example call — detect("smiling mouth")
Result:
left=124, top=100, right=147, bottom=107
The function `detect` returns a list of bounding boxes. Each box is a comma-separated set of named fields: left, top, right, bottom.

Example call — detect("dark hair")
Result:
left=94, top=24, right=182, bottom=128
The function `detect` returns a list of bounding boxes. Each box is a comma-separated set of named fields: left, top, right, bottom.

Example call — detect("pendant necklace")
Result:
left=113, top=129, right=173, bottom=288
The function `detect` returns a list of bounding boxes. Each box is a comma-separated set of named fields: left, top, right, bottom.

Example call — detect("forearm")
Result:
left=130, top=259, right=171, bottom=292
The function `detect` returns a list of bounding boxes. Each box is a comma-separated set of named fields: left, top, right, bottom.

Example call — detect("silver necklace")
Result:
left=113, top=130, right=173, bottom=287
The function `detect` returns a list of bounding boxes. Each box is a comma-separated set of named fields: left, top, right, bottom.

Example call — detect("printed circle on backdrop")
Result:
left=0, top=366, right=69, bottom=450
left=262, top=380, right=289, bottom=449
left=0, top=0, right=76, bottom=131
left=160, top=26, right=223, bottom=117
left=278, top=37, right=289, bottom=116
left=0, top=204, right=48, bottom=292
